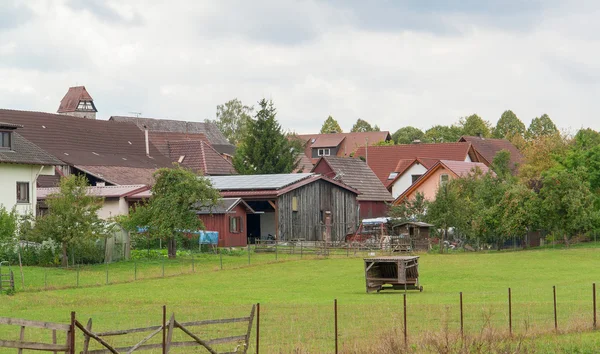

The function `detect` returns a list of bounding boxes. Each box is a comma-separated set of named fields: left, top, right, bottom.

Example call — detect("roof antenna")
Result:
left=129, top=112, right=142, bottom=118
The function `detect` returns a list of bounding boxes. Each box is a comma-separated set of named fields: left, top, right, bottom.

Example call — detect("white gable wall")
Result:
left=0, top=163, right=55, bottom=216
left=465, top=154, right=472, bottom=162
left=390, top=163, right=428, bottom=198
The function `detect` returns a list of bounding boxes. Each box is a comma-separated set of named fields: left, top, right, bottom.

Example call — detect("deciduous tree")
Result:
left=233, top=99, right=300, bottom=174
left=320, top=115, right=343, bottom=133
left=207, top=98, right=253, bottom=145
left=425, top=125, right=463, bottom=143
left=351, top=118, right=379, bottom=132
left=392, top=126, right=426, bottom=145
left=494, top=110, right=526, bottom=141
left=459, top=114, right=492, bottom=138
left=527, top=114, right=558, bottom=139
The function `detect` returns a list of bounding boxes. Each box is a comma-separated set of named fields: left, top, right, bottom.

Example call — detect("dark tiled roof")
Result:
left=0, top=109, right=174, bottom=169
left=354, top=142, right=473, bottom=186
left=38, top=184, right=149, bottom=199
left=295, top=153, right=314, bottom=173
left=314, top=157, right=393, bottom=202
left=57, top=86, right=96, bottom=113
left=297, top=131, right=392, bottom=162
left=0, top=132, right=64, bottom=166
left=147, top=132, right=209, bottom=157
left=74, top=165, right=159, bottom=185
left=310, top=135, right=346, bottom=148
left=459, top=136, right=523, bottom=169
left=109, top=116, right=232, bottom=148
left=195, top=198, right=255, bottom=214
left=167, top=140, right=236, bottom=176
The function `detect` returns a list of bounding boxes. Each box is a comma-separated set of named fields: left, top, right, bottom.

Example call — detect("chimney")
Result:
left=144, top=125, right=150, bottom=156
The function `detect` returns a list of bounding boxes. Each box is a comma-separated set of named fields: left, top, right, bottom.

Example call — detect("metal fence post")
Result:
left=275, top=241, right=278, bottom=261
left=403, top=293, right=408, bottom=348
left=192, top=254, right=195, bottom=272
left=162, top=258, right=165, bottom=277
left=256, top=303, right=260, bottom=354
left=76, top=265, right=80, bottom=287
left=220, top=251, right=223, bottom=270
left=248, top=244, right=251, bottom=265
left=460, top=292, right=464, bottom=338
left=553, top=286, right=558, bottom=332
left=44, top=268, right=47, bottom=290
left=105, top=262, right=108, bottom=285
left=334, top=299, right=338, bottom=354
left=508, top=288, right=512, bottom=336
left=300, top=241, right=303, bottom=259
left=134, top=260, right=137, bottom=280
left=593, top=283, right=597, bottom=330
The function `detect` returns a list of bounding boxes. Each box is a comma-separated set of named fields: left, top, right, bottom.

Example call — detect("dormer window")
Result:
left=317, top=148, right=330, bottom=156
left=0, top=131, right=11, bottom=149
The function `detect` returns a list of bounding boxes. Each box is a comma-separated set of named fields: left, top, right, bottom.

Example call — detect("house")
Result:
left=165, top=140, right=236, bottom=175
left=207, top=173, right=360, bottom=242
left=0, top=122, right=64, bottom=216
left=354, top=142, right=478, bottom=198
left=296, top=131, right=392, bottom=165
left=196, top=198, right=256, bottom=247
left=109, top=116, right=236, bottom=157
left=394, top=221, right=434, bottom=240
left=458, top=135, right=523, bottom=171
left=393, top=160, right=491, bottom=204
left=57, top=86, right=97, bottom=119
left=312, top=156, right=394, bottom=219
left=37, top=184, right=150, bottom=219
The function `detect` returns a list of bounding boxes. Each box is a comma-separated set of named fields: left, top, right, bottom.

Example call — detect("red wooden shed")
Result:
left=197, top=198, right=256, bottom=247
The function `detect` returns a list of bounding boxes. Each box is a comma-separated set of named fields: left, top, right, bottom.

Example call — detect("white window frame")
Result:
left=317, top=148, right=331, bottom=156
left=16, top=181, right=30, bottom=204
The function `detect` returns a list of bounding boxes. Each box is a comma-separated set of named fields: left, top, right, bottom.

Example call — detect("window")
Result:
left=440, top=174, right=449, bottom=185
left=77, top=100, right=95, bottom=111
left=0, top=131, right=11, bottom=149
left=292, top=196, right=298, bottom=212
left=387, top=172, right=398, bottom=180
left=16, top=182, right=29, bottom=203
left=317, top=148, right=331, bottom=156
left=229, top=216, right=242, bottom=233
left=411, top=174, right=422, bottom=183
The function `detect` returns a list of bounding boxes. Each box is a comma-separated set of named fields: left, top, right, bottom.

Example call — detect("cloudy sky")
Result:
left=1, top=0, right=599, bottom=134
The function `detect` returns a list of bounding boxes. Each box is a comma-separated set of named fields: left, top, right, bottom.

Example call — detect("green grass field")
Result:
left=2, top=247, right=600, bottom=353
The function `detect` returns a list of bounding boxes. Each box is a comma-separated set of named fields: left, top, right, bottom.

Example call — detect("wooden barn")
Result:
left=196, top=198, right=255, bottom=247
left=208, top=173, right=360, bottom=242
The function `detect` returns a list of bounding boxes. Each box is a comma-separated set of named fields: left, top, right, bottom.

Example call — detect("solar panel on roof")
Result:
left=207, top=173, right=313, bottom=190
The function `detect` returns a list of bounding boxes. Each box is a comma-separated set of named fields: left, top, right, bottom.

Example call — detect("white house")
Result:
left=0, top=122, right=63, bottom=216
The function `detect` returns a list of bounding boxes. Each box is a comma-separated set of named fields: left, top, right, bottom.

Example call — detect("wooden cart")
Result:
left=364, top=256, right=423, bottom=293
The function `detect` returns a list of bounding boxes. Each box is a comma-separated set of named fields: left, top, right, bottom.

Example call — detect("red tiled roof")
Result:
left=38, top=184, right=149, bottom=199
left=57, top=86, right=96, bottom=113
left=167, top=140, right=236, bottom=175
left=297, top=131, right=391, bottom=162
left=147, top=132, right=209, bottom=157
left=74, top=165, right=159, bottom=185
left=459, top=136, right=523, bottom=169
left=0, top=109, right=174, bottom=171
left=354, top=142, right=474, bottom=186
left=295, top=153, right=314, bottom=173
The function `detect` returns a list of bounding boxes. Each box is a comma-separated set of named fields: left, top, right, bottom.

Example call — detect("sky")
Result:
left=1, top=0, right=600, bottom=134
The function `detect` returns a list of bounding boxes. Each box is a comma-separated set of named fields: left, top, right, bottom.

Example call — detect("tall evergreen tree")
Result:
left=233, top=99, right=300, bottom=174
left=320, top=115, right=343, bottom=133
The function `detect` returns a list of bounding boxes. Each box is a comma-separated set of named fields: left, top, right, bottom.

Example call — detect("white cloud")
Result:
left=1, top=0, right=600, bottom=134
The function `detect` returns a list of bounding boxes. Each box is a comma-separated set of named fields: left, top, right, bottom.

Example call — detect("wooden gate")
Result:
left=0, top=316, right=73, bottom=352
left=78, top=306, right=256, bottom=354
left=0, top=268, right=15, bottom=293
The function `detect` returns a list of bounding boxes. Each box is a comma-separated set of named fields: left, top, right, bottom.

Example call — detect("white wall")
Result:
left=96, top=197, right=130, bottom=220
left=390, top=163, right=428, bottom=198
left=260, top=212, right=276, bottom=238
left=0, top=163, right=54, bottom=216
left=465, top=154, right=472, bottom=162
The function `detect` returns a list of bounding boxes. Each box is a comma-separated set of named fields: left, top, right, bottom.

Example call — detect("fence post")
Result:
left=300, top=241, right=303, bottom=259
left=248, top=244, right=251, bottom=265
left=76, top=265, right=80, bottom=287
left=256, top=303, right=260, bottom=354
left=275, top=241, right=278, bottom=261
left=460, top=292, right=464, bottom=338
left=70, top=311, right=75, bottom=354
left=593, top=283, right=597, bottom=330
left=192, top=254, right=195, bottom=272
left=220, top=251, right=223, bottom=270
left=508, top=288, right=512, bottom=336
left=162, top=258, right=165, bottom=277
left=105, top=262, right=109, bottom=285
left=134, top=260, right=137, bottom=281
left=334, top=299, right=338, bottom=354
left=45, top=268, right=47, bottom=290
left=162, top=305, right=166, bottom=354
left=553, top=286, right=558, bottom=332
left=403, top=293, right=408, bottom=348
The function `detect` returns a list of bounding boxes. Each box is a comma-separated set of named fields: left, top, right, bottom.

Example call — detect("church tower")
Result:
left=57, top=86, right=97, bottom=119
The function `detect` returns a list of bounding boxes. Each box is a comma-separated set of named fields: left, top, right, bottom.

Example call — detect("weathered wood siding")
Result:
left=198, top=203, right=248, bottom=247
left=277, top=179, right=359, bottom=241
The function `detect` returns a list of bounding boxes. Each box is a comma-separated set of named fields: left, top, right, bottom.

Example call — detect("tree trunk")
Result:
left=61, top=242, right=68, bottom=267
left=167, top=237, right=177, bottom=259
left=563, top=233, right=570, bottom=248
left=440, top=228, right=447, bottom=254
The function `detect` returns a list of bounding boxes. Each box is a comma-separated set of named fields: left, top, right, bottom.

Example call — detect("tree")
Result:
left=389, top=192, right=427, bottom=221
left=519, top=133, right=569, bottom=187
left=426, top=181, right=472, bottom=252
left=425, top=125, right=463, bottom=143
left=527, top=114, right=558, bottom=140
left=561, top=128, right=600, bottom=195
left=233, top=99, right=300, bottom=174
left=497, top=183, right=540, bottom=243
left=459, top=114, right=492, bottom=137
left=491, top=150, right=513, bottom=182
left=351, top=118, right=379, bottom=132
left=538, top=168, right=598, bottom=246
left=392, top=127, right=426, bottom=145
left=207, top=98, right=253, bottom=146
left=320, top=115, right=343, bottom=134
left=494, top=110, right=526, bottom=140
left=0, top=206, right=17, bottom=245
left=123, top=167, right=221, bottom=258
left=32, top=175, right=107, bottom=266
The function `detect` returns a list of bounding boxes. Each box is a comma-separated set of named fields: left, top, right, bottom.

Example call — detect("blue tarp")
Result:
left=199, top=231, right=219, bottom=245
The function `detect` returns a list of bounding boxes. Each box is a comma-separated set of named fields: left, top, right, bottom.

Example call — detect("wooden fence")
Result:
left=0, top=306, right=255, bottom=354
left=0, top=268, right=15, bottom=293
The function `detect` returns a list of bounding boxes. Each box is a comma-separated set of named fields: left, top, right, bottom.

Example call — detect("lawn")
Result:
left=1, top=247, right=600, bottom=353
